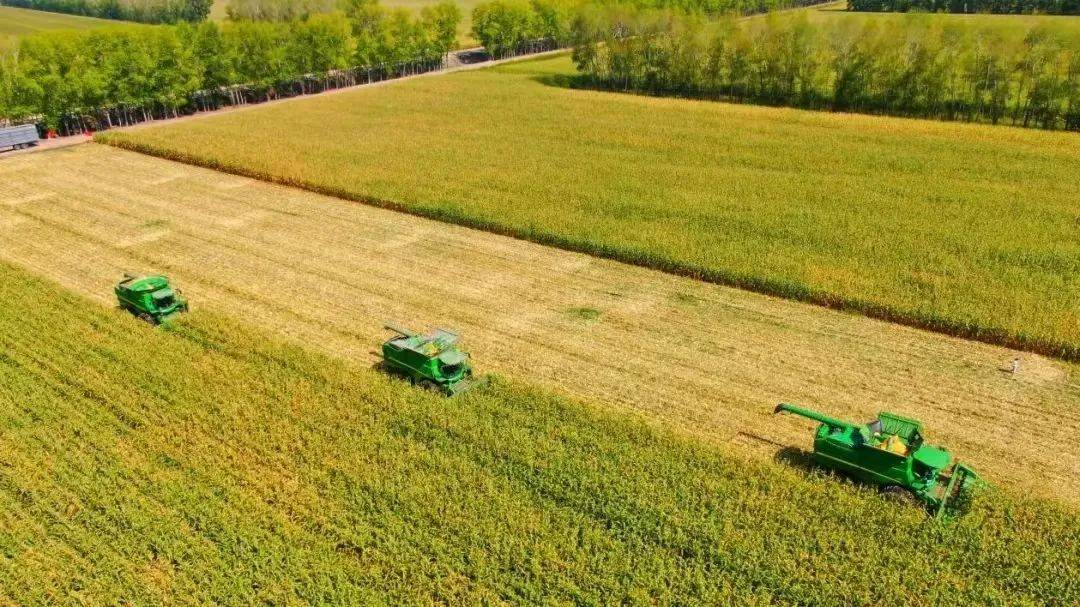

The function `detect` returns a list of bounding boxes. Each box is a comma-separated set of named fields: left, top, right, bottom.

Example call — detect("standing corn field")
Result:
left=0, top=262, right=1077, bottom=604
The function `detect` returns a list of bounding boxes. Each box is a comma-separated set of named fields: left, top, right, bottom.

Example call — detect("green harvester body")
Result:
left=381, top=324, right=479, bottom=396
left=115, top=274, right=188, bottom=324
left=775, top=403, right=979, bottom=517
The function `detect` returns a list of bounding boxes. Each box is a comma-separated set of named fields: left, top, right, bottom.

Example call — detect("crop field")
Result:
left=810, top=3, right=1080, bottom=29
left=209, top=0, right=230, bottom=19
left=383, top=0, right=490, bottom=43
left=0, top=6, right=121, bottom=36
left=1, top=261, right=1078, bottom=604
left=98, top=54, right=1080, bottom=360
left=1, top=144, right=1077, bottom=506
left=207, top=0, right=484, bottom=41
left=4, top=4, right=1077, bottom=602
left=369, top=0, right=486, bottom=41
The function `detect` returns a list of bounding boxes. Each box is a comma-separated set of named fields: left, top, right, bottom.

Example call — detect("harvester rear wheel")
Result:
left=882, top=485, right=918, bottom=506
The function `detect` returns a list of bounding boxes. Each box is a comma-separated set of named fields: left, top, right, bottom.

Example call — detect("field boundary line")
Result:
left=97, top=139, right=1079, bottom=364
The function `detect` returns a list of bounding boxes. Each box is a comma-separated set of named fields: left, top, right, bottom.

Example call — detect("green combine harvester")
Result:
left=381, top=324, right=480, bottom=396
left=115, top=274, right=188, bottom=324
left=774, top=403, right=980, bottom=517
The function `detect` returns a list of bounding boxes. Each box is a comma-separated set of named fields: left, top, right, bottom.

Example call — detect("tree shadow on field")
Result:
left=530, top=72, right=590, bottom=91
left=530, top=70, right=809, bottom=111
left=529, top=71, right=720, bottom=105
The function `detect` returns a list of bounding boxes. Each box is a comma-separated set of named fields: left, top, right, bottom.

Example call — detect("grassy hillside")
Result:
left=0, top=262, right=1077, bottom=604
left=100, top=54, right=1080, bottom=360
left=0, top=5, right=122, bottom=36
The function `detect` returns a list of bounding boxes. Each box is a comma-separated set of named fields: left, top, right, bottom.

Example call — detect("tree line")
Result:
left=571, top=8, right=1080, bottom=130
left=0, top=0, right=212, bottom=24
left=0, top=1, right=460, bottom=132
left=848, top=0, right=1079, bottom=15
left=471, top=0, right=575, bottom=57
left=470, top=0, right=827, bottom=58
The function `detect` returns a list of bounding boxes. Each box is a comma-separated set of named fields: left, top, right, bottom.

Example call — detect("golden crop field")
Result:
left=99, top=54, right=1080, bottom=361
left=807, top=3, right=1080, bottom=31
left=1, top=144, right=1077, bottom=505
left=1, top=261, right=1078, bottom=604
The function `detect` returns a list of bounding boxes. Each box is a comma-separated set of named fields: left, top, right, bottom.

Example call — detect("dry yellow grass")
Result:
left=1, top=143, right=1077, bottom=504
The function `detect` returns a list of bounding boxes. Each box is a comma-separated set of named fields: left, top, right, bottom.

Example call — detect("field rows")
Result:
left=2, top=261, right=1077, bottom=604
left=100, top=54, right=1080, bottom=359
left=0, top=144, right=1076, bottom=505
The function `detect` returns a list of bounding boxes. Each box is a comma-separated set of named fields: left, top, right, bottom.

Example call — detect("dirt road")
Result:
left=1, top=144, right=1076, bottom=504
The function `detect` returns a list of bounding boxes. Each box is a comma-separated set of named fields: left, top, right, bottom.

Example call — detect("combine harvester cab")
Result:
left=774, top=403, right=981, bottom=518
left=115, top=274, right=189, bottom=325
left=381, top=323, right=481, bottom=396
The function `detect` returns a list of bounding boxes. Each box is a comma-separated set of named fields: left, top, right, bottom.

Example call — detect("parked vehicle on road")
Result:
left=0, top=125, right=39, bottom=152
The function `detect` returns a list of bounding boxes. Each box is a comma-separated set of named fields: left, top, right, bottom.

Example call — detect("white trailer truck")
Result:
left=0, top=124, right=39, bottom=152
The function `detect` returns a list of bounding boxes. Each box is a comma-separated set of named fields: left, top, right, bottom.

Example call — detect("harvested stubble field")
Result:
left=3, top=262, right=1078, bottom=604
left=98, top=55, right=1080, bottom=360
left=1, top=144, right=1077, bottom=506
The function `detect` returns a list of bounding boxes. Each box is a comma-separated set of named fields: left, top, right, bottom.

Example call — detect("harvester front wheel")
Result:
left=418, top=380, right=440, bottom=393
left=137, top=312, right=158, bottom=326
